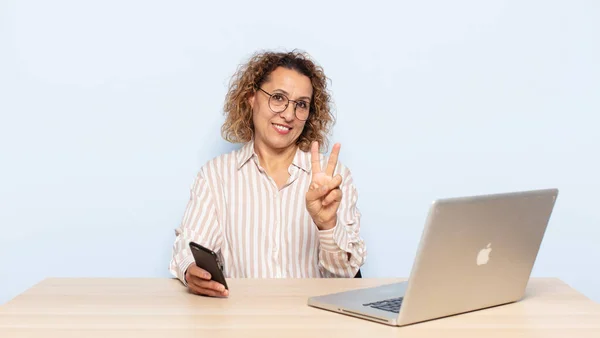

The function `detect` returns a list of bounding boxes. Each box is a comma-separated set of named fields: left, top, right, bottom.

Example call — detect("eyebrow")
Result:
left=272, top=89, right=311, bottom=102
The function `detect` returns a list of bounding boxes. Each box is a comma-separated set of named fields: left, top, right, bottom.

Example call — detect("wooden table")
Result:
left=1, top=277, right=599, bottom=337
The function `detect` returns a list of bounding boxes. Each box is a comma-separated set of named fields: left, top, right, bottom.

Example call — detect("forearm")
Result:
left=317, top=219, right=367, bottom=277
left=169, top=168, right=222, bottom=286
left=169, top=228, right=197, bottom=285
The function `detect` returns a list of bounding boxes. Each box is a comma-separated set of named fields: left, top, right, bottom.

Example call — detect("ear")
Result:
left=247, top=91, right=256, bottom=110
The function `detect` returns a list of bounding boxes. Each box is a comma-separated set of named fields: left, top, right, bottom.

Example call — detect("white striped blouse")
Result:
left=169, top=139, right=367, bottom=284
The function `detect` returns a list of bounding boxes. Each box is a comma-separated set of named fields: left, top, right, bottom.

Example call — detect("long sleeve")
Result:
left=317, top=167, right=367, bottom=277
left=169, top=167, right=222, bottom=285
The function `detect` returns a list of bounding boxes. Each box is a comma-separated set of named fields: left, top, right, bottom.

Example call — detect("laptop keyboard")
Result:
left=363, top=297, right=404, bottom=313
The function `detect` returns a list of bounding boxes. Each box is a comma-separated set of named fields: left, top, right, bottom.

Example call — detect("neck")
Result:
left=254, top=139, right=297, bottom=173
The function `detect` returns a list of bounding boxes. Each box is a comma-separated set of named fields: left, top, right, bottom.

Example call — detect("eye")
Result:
left=272, top=94, right=285, bottom=102
left=297, top=101, right=309, bottom=109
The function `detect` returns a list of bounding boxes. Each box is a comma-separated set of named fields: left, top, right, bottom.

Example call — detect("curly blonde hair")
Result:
left=221, top=49, right=335, bottom=152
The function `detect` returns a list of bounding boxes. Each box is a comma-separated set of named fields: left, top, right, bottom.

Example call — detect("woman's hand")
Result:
left=306, top=141, right=343, bottom=230
left=185, top=263, right=229, bottom=297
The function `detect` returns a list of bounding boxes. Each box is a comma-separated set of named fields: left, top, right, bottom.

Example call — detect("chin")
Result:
left=267, top=138, right=295, bottom=150
left=266, top=134, right=300, bottom=149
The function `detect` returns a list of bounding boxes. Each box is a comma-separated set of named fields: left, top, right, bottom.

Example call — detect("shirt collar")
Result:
left=236, top=138, right=310, bottom=173
left=291, top=145, right=310, bottom=173
left=236, top=140, right=256, bottom=170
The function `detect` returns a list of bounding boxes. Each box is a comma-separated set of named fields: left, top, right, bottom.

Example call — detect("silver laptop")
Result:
left=307, top=188, right=559, bottom=326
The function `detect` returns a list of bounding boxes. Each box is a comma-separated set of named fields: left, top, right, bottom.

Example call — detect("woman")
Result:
left=169, top=50, right=367, bottom=297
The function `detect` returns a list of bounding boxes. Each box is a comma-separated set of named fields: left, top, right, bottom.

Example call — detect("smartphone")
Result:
left=188, top=241, right=228, bottom=290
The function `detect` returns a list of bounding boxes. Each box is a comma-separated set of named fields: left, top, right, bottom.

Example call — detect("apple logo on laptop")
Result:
left=477, top=243, right=492, bottom=266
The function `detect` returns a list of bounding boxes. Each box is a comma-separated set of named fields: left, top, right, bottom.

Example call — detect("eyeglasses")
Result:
left=257, top=87, right=310, bottom=121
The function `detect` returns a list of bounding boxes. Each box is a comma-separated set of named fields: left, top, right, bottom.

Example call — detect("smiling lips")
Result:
left=272, top=123, right=292, bottom=135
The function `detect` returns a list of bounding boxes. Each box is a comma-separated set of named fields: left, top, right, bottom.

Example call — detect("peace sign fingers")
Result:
left=305, top=141, right=344, bottom=231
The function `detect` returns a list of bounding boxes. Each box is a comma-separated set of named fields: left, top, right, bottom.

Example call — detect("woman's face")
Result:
left=249, top=67, right=312, bottom=152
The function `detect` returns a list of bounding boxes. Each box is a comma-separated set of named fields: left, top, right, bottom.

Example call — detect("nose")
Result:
left=278, top=101, right=297, bottom=121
